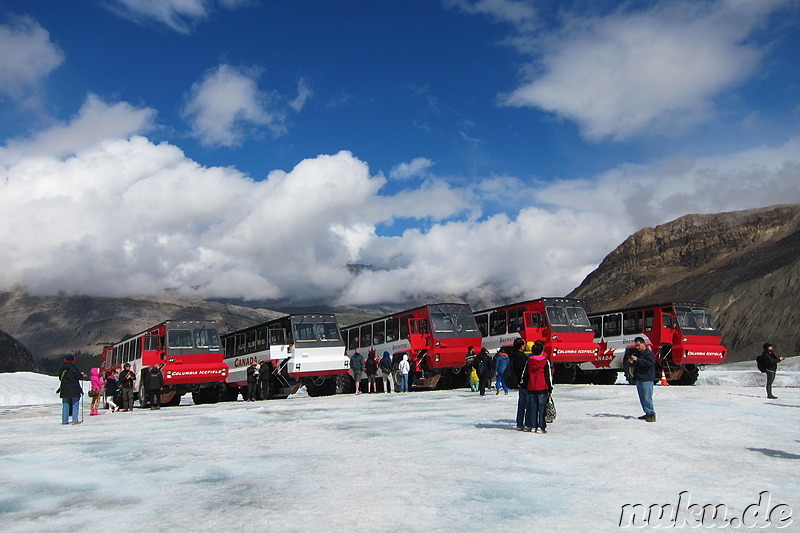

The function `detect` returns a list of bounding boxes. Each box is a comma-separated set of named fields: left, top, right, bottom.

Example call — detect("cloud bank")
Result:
left=2, top=97, right=798, bottom=305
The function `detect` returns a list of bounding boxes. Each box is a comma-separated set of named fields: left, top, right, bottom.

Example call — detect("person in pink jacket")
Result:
left=89, top=368, right=104, bottom=416
left=521, top=344, right=552, bottom=433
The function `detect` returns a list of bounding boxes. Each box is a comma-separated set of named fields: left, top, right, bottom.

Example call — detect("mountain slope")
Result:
left=568, top=204, right=800, bottom=362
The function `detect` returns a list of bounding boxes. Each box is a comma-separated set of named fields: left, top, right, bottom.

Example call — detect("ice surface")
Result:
left=0, top=361, right=797, bottom=531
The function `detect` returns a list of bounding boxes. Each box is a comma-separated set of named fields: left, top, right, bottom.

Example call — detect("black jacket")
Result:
left=147, top=367, right=164, bottom=391
left=762, top=350, right=781, bottom=372
left=633, top=348, right=657, bottom=382
left=58, top=362, right=83, bottom=398
left=510, top=349, right=528, bottom=381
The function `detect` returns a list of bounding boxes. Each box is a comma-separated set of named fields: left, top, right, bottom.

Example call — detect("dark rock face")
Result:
left=0, top=330, right=41, bottom=373
left=569, top=205, right=800, bottom=362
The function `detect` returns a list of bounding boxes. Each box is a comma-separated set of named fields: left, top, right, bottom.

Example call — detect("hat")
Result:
left=763, top=343, right=773, bottom=350
left=64, top=355, right=75, bottom=362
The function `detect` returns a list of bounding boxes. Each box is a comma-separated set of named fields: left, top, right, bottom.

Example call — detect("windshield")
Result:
left=546, top=304, right=592, bottom=331
left=429, top=305, right=479, bottom=336
left=290, top=316, right=345, bottom=347
left=316, top=322, right=342, bottom=342
left=675, top=306, right=720, bottom=333
left=194, top=328, right=221, bottom=349
left=167, top=329, right=193, bottom=348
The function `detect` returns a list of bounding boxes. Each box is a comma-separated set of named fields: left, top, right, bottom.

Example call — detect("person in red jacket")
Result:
left=521, top=344, right=552, bottom=433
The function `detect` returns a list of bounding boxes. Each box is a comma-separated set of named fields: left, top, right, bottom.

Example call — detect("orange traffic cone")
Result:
left=660, top=370, right=669, bottom=386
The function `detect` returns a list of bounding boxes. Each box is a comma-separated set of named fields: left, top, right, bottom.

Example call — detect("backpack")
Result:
left=756, top=354, right=766, bottom=373
left=380, top=358, right=393, bottom=374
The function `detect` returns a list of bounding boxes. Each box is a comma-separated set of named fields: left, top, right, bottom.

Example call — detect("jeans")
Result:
left=516, top=388, right=529, bottom=427
left=527, top=392, right=549, bottom=429
left=400, top=374, right=409, bottom=392
left=495, top=372, right=508, bottom=394
left=62, top=397, right=80, bottom=424
left=765, top=370, right=776, bottom=397
left=636, top=380, right=655, bottom=415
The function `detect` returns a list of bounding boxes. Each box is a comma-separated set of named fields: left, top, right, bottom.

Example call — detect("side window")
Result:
left=508, top=307, right=524, bottom=332
left=623, top=311, right=642, bottom=335
left=347, top=329, right=359, bottom=350
left=526, top=312, right=544, bottom=329
left=603, top=314, right=622, bottom=337
left=373, top=321, right=385, bottom=344
left=490, top=310, right=506, bottom=336
left=399, top=314, right=412, bottom=339
left=386, top=318, right=399, bottom=342
left=589, top=316, right=602, bottom=339
left=256, top=327, right=267, bottom=350
left=644, top=310, right=654, bottom=333
left=236, top=333, right=246, bottom=356
left=475, top=314, right=488, bottom=338
left=360, top=324, right=372, bottom=347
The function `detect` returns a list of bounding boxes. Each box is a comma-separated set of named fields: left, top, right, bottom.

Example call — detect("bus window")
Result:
left=644, top=310, right=654, bottom=332
left=316, top=322, right=342, bottom=342
left=386, top=318, right=399, bottom=342
left=603, top=314, right=622, bottom=337
left=675, top=307, right=699, bottom=330
left=294, top=323, right=316, bottom=342
left=246, top=330, right=257, bottom=350
left=256, top=327, right=267, bottom=350
left=490, top=311, right=506, bottom=336
left=269, top=328, right=287, bottom=346
left=589, top=316, right=602, bottom=339
left=360, top=325, right=372, bottom=347
left=546, top=306, right=569, bottom=326
left=526, top=312, right=544, bottom=329
left=565, top=307, right=591, bottom=327
left=372, top=321, right=385, bottom=344
left=508, top=307, right=524, bottom=332
left=346, top=329, right=359, bottom=350
left=691, top=307, right=718, bottom=331
left=623, top=311, right=642, bottom=335
left=168, top=329, right=193, bottom=348
left=195, top=328, right=221, bottom=349
left=400, top=314, right=412, bottom=339
left=475, top=314, right=488, bottom=338
left=663, top=315, right=675, bottom=330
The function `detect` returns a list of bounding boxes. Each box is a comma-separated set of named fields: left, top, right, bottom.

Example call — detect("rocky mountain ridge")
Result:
left=569, top=204, right=800, bottom=362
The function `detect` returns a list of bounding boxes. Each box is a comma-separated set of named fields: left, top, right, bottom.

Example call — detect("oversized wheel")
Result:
left=553, top=363, right=577, bottom=384
left=337, top=374, right=355, bottom=394
left=669, top=364, right=699, bottom=385
left=622, top=348, right=637, bottom=385
left=138, top=383, right=149, bottom=408
left=592, top=370, right=619, bottom=385
left=306, top=377, right=336, bottom=397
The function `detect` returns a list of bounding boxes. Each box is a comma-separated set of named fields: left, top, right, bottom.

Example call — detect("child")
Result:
left=469, top=366, right=479, bottom=392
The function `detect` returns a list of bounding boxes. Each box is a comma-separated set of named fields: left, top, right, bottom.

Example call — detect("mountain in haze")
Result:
left=568, top=204, right=800, bottom=362
left=0, top=288, right=284, bottom=374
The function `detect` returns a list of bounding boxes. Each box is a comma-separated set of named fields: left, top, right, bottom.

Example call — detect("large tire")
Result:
left=337, top=374, right=355, bottom=394
left=670, top=364, right=699, bottom=385
left=138, top=382, right=149, bottom=408
left=593, top=370, right=619, bottom=385
left=553, top=363, right=577, bottom=384
left=622, top=348, right=636, bottom=385
left=306, top=377, right=336, bottom=397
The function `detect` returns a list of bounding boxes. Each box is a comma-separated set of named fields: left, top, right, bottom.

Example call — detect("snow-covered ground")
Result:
left=0, top=359, right=797, bottom=531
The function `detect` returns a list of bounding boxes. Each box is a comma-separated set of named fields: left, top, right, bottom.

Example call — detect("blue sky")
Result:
left=1, top=0, right=799, bottom=306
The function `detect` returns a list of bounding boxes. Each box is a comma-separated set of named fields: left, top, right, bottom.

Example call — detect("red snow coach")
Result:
left=341, top=303, right=482, bottom=391
left=582, top=302, right=728, bottom=385
left=474, top=298, right=601, bottom=384
left=100, top=320, right=228, bottom=406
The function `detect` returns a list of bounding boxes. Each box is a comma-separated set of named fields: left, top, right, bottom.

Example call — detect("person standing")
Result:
left=147, top=364, right=164, bottom=410
left=522, top=343, right=552, bottom=433
left=118, top=363, right=136, bottom=412
left=58, top=355, right=85, bottom=425
left=494, top=348, right=510, bottom=395
left=365, top=350, right=378, bottom=393
left=629, top=337, right=656, bottom=422
left=89, top=368, right=104, bottom=416
left=469, top=366, right=480, bottom=392
left=510, top=339, right=529, bottom=430
left=464, top=346, right=477, bottom=373
left=350, top=349, right=365, bottom=394
left=259, top=360, right=271, bottom=400
left=246, top=362, right=259, bottom=401
left=761, top=343, right=785, bottom=399
left=472, top=347, right=492, bottom=395
left=380, top=351, right=395, bottom=393
left=104, top=370, right=119, bottom=412
left=398, top=354, right=410, bottom=392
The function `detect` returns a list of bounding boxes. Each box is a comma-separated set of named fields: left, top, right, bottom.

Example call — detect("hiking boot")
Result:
left=638, top=414, right=649, bottom=420
left=540, top=428, right=547, bottom=434
left=516, top=426, right=524, bottom=431
left=767, top=395, right=778, bottom=399
left=645, top=414, right=656, bottom=422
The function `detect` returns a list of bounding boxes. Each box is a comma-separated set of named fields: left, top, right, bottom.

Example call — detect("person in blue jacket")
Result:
left=629, top=337, right=656, bottom=422
left=494, top=348, right=510, bottom=395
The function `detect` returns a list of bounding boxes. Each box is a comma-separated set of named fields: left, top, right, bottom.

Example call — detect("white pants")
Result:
left=382, top=374, right=395, bottom=393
